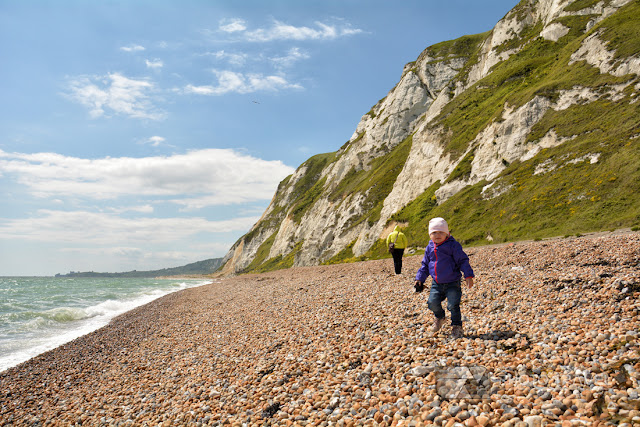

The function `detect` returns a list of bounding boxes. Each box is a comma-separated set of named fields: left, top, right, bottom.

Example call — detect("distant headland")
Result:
left=55, top=257, right=223, bottom=278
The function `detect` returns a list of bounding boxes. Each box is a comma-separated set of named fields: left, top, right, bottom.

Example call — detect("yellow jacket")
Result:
left=386, top=226, right=408, bottom=249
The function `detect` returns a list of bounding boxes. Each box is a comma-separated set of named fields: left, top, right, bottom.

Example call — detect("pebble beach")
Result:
left=1, top=231, right=639, bottom=426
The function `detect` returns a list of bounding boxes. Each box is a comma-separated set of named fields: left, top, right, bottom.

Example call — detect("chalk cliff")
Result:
left=219, top=0, right=640, bottom=275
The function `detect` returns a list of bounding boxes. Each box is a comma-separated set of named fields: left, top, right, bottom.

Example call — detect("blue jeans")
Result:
left=427, top=280, right=462, bottom=326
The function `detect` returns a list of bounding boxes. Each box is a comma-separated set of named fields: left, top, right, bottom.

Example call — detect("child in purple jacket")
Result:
left=414, top=217, right=474, bottom=338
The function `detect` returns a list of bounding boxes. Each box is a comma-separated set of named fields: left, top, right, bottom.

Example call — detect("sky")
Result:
left=0, top=0, right=518, bottom=276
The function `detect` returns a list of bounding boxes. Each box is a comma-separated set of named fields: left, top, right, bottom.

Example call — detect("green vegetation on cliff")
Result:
left=383, top=133, right=639, bottom=252
left=330, top=134, right=413, bottom=227
left=241, top=135, right=414, bottom=273
left=229, top=0, right=640, bottom=274
left=356, top=1, right=640, bottom=257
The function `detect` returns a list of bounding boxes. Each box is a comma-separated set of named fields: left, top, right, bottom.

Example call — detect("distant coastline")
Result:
left=55, top=257, right=223, bottom=278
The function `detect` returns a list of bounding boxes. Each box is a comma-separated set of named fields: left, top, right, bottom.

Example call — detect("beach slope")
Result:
left=1, top=232, right=639, bottom=425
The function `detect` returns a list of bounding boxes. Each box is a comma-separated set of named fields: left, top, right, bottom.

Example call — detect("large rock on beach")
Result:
left=1, top=231, right=639, bottom=426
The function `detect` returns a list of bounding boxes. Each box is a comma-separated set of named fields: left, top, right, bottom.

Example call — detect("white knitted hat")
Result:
left=428, top=217, right=449, bottom=234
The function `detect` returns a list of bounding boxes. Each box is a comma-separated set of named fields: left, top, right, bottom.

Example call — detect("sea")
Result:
left=0, top=276, right=210, bottom=373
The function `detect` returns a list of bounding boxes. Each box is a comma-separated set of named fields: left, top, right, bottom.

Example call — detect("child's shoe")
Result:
left=451, top=325, right=464, bottom=338
left=432, top=317, right=446, bottom=333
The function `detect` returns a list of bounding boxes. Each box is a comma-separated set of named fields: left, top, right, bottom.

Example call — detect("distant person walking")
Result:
left=386, top=225, right=408, bottom=275
left=414, top=217, right=474, bottom=338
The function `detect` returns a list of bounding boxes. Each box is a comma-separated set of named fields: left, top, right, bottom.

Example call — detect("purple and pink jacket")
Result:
left=415, top=235, right=474, bottom=284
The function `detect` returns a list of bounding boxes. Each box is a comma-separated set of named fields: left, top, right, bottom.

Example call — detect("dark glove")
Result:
left=414, top=281, right=424, bottom=293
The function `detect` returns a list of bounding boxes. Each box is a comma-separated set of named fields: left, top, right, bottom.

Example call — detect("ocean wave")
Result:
left=0, top=278, right=210, bottom=373
left=44, top=306, right=91, bottom=322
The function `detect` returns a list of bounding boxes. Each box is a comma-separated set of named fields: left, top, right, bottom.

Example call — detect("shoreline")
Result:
left=0, top=277, right=214, bottom=374
left=1, top=231, right=639, bottom=425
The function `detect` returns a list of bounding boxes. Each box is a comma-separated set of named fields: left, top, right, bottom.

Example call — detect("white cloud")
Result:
left=219, top=18, right=247, bottom=33
left=212, top=18, right=363, bottom=42
left=339, top=27, right=364, bottom=37
left=120, top=44, right=145, bottom=52
left=0, top=148, right=294, bottom=207
left=108, top=205, right=155, bottom=214
left=147, top=136, right=166, bottom=147
left=184, top=70, right=302, bottom=95
left=0, top=209, right=259, bottom=244
left=245, top=20, right=363, bottom=42
left=270, top=47, right=310, bottom=68
left=145, top=59, right=164, bottom=69
left=209, top=50, right=248, bottom=67
left=66, top=73, right=166, bottom=120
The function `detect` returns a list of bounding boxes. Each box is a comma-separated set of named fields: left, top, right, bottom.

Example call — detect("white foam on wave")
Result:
left=0, top=279, right=211, bottom=373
